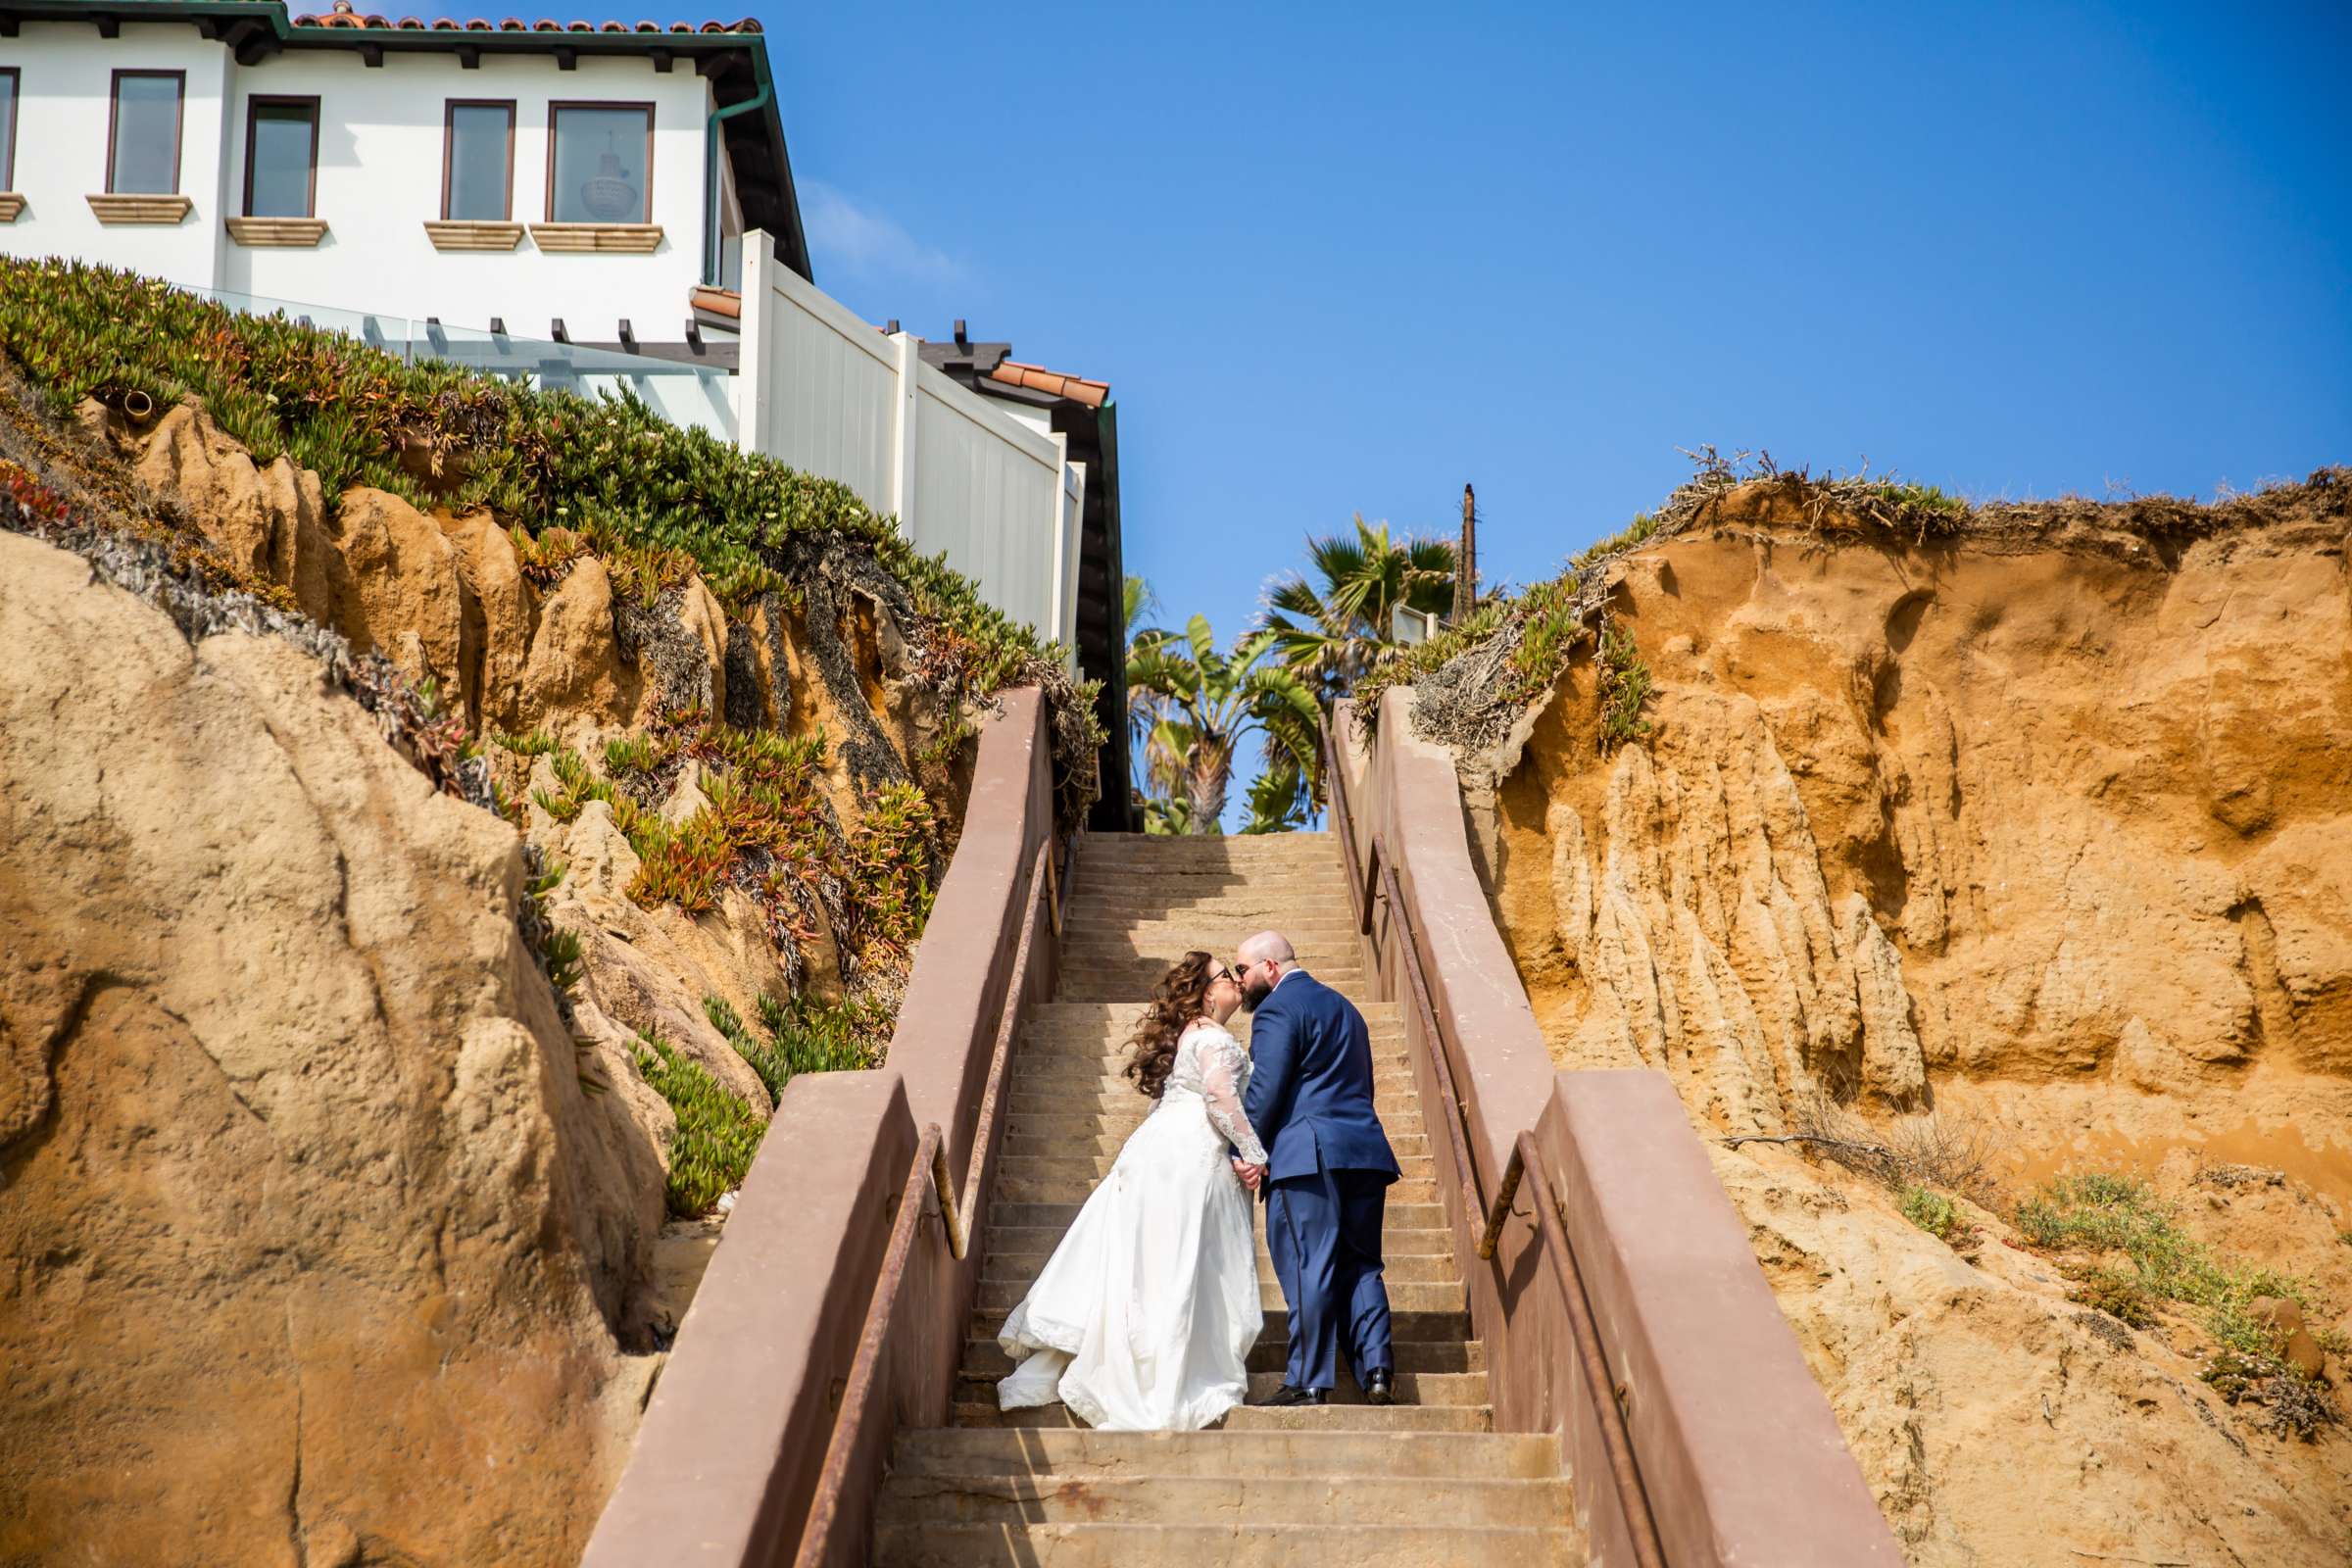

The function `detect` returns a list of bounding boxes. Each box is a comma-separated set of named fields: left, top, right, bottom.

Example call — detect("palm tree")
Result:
left=1126, top=614, right=1321, bottom=835
left=1261, top=515, right=1456, bottom=707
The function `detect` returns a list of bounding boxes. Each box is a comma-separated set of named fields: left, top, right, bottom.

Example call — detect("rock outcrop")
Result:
left=0, top=531, right=659, bottom=1565
left=1450, top=477, right=2352, bottom=1563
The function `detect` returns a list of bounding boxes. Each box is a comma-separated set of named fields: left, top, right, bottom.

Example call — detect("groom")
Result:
left=1230, top=931, right=1399, bottom=1407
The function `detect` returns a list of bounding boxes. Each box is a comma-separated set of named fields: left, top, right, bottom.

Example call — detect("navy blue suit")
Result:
left=1241, top=969, right=1398, bottom=1393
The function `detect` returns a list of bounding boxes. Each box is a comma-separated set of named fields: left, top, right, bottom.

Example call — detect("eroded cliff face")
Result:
left=1455, top=479, right=2352, bottom=1563
left=0, top=383, right=1022, bottom=1563
left=0, top=531, right=658, bottom=1565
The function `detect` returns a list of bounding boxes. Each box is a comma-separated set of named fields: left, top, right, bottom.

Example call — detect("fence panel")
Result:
left=738, top=232, right=1078, bottom=650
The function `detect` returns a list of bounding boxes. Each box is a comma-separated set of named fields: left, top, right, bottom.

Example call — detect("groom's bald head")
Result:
left=1238, top=931, right=1296, bottom=968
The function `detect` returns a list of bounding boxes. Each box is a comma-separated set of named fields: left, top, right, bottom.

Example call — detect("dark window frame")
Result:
left=241, top=94, right=320, bottom=219
left=0, top=69, right=20, bottom=191
left=544, top=100, right=655, bottom=224
left=107, top=69, right=187, bottom=195
left=440, top=98, right=516, bottom=221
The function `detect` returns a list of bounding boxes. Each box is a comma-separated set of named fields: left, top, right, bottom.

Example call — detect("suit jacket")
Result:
left=1241, top=970, right=1400, bottom=1185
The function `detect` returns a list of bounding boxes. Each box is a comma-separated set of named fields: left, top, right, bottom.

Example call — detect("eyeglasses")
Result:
left=1209, top=967, right=1237, bottom=984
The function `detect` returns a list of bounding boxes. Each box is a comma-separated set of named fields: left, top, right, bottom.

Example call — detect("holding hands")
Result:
left=1231, top=1157, right=1266, bottom=1193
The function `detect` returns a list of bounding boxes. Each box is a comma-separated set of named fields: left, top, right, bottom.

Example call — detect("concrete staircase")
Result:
left=871, top=832, right=1582, bottom=1565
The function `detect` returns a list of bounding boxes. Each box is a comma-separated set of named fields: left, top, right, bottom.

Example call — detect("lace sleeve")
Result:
left=1196, top=1031, right=1267, bottom=1165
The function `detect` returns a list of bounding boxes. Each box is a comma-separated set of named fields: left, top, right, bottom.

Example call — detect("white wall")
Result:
left=0, top=19, right=721, bottom=337
left=738, top=231, right=1083, bottom=653
left=0, top=23, right=231, bottom=287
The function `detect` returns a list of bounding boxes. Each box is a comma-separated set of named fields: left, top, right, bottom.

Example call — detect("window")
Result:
left=547, top=103, right=652, bottom=224
left=243, top=97, right=318, bottom=218
left=442, top=100, right=514, bottom=220
left=108, top=71, right=185, bottom=195
left=0, top=70, right=19, bottom=192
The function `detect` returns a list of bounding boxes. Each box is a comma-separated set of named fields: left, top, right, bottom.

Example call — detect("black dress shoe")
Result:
left=1363, top=1369, right=1395, bottom=1406
left=1255, top=1384, right=1328, bottom=1407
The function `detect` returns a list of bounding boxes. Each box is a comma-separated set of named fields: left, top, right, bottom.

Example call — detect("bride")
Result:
left=996, top=951, right=1268, bottom=1431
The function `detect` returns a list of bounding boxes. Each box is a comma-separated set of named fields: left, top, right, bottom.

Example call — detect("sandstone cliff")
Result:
left=1414, top=468, right=2352, bottom=1564
left=0, top=291, right=1086, bottom=1561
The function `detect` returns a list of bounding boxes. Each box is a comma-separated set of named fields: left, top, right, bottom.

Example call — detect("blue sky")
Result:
left=447, top=1, right=2349, bottom=818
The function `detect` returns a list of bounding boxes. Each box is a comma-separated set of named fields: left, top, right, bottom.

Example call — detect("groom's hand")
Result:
left=1231, top=1158, right=1266, bottom=1193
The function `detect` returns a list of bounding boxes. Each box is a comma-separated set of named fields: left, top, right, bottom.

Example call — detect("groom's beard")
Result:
left=1241, top=977, right=1273, bottom=1010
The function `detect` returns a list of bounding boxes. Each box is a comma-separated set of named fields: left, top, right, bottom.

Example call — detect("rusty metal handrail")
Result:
left=1319, top=716, right=1666, bottom=1568
left=1519, top=1130, right=1667, bottom=1568
left=1369, top=836, right=1487, bottom=1245
left=794, top=1119, right=944, bottom=1568
left=1320, top=724, right=1370, bottom=934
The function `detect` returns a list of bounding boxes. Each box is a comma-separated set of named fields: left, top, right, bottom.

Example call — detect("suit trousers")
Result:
left=1264, top=1166, right=1394, bottom=1392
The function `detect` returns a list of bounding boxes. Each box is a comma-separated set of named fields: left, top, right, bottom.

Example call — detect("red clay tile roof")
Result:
left=293, top=0, right=760, bottom=31
left=988, top=360, right=1109, bottom=408
left=689, top=285, right=742, bottom=320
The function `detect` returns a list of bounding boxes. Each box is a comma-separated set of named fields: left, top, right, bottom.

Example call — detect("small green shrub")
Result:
left=840, top=783, right=938, bottom=964
left=541, top=927, right=584, bottom=997
left=1898, top=1183, right=1968, bottom=1248
left=2068, top=1266, right=2158, bottom=1329
left=1571, top=510, right=1660, bottom=571
left=494, top=728, right=559, bottom=757
left=707, top=992, right=888, bottom=1102
left=604, top=732, right=674, bottom=777
left=1595, top=620, right=1654, bottom=753
left=758, top=992, right=892, bottom=1077
left=632, top=1030, right=765, bottom=1217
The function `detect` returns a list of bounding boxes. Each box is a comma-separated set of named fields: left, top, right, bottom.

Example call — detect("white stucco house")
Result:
left=0, top=0, right=808, bottom=360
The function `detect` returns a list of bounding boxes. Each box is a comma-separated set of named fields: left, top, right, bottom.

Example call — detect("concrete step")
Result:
left=995, top=1152, right=1437, bottom=1184
left=958, top=1337, right=1488, bottom=1380
left=1004, top=1095, right=1424, bottom=1129
left=953, top=1365, right=1488, bottom=1409
left=994, top=1175, right=1441, bottom=1205
left=1057, top=974, right=1372, bottom=1004
left=997, top=1113, right=1429, bottom=1145
left=971, top=1304, right=1471, bottom=1343
left=989, top=1200, right=1448, bottom=1231
left=873, top=1521, right=1575, bottom=1567
left=1065, top=880, right=1353, bottom=904
left=891, top=1427, right=1557, bottom=1481
left=1000, top=1129, right=1433, bottom=1159
left=1059, top=944, right=1364, bottom=969
left=982, top=1250, right=1461, bottom=1287
left=1024, top=1002, right=1403, bottom=1028
left=1064, top=900, right=1360, bottom=926
left=977, top=1224, right=1456, bottom=1258
left=998, top=1105, right=1419, bottom=1137
left=1009, top=1062, right=1410, bottom=1095
left=877, top=1469, right=1569, bottom=1527
left=1014, top=1035, right=1407, bottom=1061
left=952, top=1402, right=1496, bottom=1434
left=1071, top=917, right=1364, bottom=943
left=974, top=1277, right=1464, bottom=1315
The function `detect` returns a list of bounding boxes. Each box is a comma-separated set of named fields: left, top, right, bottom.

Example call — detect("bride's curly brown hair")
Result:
left=1123, top=950, right=1217, bottom=1100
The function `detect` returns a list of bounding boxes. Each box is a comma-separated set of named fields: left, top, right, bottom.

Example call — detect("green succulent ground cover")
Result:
left=0, top=258, right=1069, bottom=696
left=631, top=1031, right=768, bottom=1217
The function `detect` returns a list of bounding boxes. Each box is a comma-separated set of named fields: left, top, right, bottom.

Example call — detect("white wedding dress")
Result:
left=996, top=1020, right=1267, bottom=1431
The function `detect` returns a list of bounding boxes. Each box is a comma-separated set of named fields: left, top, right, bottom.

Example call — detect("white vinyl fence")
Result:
left=734, top=231, right=1084, bottom=654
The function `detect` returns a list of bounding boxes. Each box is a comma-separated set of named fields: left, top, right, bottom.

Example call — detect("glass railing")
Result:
left=186, top=283, right=738, bottom=443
